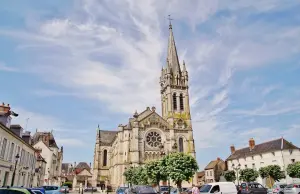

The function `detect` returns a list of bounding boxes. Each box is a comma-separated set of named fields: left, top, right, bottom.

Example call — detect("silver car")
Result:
left=283, top=184, right=300, bottom=194
left=272, top=183, right=286, bottom=194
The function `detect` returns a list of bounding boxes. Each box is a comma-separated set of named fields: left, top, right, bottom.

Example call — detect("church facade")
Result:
left=92, top=23, right=196, bottom=188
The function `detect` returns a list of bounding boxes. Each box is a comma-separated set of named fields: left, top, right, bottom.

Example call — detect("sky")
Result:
left=1, top=0, right=300, bottom=170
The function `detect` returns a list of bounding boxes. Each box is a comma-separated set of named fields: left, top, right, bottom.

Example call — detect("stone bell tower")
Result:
left=160, top=22, right=191, bottom=130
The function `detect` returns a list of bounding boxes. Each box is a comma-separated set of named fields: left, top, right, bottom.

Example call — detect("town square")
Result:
left=1, top=1, right=300, bottom=194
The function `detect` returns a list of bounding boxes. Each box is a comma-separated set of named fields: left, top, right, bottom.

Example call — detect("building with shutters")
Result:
left=227, top=138, right=300, bottom=185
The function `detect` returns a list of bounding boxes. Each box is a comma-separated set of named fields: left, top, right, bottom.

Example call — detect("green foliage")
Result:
left=239, top=168, right=259, bottom=182
left=287, top=162, right=300, bottom=178
left=62, top=182, right=72, bottom=188
left=259, top=165, right=285, bottom=181
left=123, top=152, right=198, bottom=189
left=134, top=166, right=149, bottom=185
left=145, top=160, right=168, bottom=185
left=224, top=170, right=236, bottom=182
left=123, top=167, right=135, bottom=185
left=163, top=152, right=198, bottom=188
left=268, top=165, right=285, bottom=181
left=259, top=167, right=270, bottom=179
left=123, top=166, right=149, bottom=185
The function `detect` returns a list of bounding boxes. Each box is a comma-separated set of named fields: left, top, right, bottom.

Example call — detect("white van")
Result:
left=200, top=182, right=237, bottom=194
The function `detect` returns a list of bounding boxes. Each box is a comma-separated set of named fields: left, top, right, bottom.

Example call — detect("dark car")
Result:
left=128, top=186, right=157, bottom=194
left=84, top=187, right=97, bottom=192
left=240, top=182, right=268, bottom=194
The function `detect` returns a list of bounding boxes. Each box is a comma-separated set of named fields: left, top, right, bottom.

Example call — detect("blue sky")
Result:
left=1, top=0, right=300, bottom=170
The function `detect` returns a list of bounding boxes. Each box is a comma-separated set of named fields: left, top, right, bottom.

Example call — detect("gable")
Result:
left=137, top=111, right=171, bottom=130
left=77, top=169, right=92, bottom=177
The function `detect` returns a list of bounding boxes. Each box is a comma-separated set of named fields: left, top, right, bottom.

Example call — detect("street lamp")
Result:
left=232, top=163, right=241, bottom=185
left=11, top=154, right=20, bottom=186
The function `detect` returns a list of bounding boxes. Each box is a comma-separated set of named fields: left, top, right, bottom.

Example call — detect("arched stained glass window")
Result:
left=179, top=138, right=184, bottom=152
left=180, top=93, right=184, bottom=111
left=173, top=93, right=177, bottom=110
left=103, top=150, right=107, bottom=166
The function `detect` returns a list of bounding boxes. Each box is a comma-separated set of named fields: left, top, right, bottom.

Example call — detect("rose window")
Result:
left=146, top=131, right=162, bottom=147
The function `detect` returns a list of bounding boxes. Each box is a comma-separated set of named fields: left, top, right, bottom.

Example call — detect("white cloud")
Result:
left=1, top=0, right=300, bottom=163
left=12, top=107, right=63, bottom=132
left=55, top=138, right=86, bottom=147
left=0, top=62, right=18, bottom=72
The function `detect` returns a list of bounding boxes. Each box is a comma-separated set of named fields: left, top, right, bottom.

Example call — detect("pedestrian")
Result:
left=191, top=184, right=200, bottom=194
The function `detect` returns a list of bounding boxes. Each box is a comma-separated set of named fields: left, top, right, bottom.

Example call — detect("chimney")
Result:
left=10, top=125, right=24, bottom=137
left=89, top=162, right=92, bottom=168
left=22, top=131, right=32, bottom=144
left=230, top=145, right=235, bottom=154
left=249, top=138, right=255, bottom=151
left=0, top=103, right=12, bottom=127
left=217, top=157, right=221, bottom=161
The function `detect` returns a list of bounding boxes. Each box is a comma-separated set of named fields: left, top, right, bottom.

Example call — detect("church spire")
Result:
left=167, top=20, right=181, bottom=75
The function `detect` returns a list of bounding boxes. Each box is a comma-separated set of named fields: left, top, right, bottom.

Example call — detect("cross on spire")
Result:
left=168, top=14, right=173, bottom=29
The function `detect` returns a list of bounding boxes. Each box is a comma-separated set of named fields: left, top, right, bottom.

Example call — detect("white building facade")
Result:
left=32, top=132, right=63, bottom=186
left=0, top=104, right=37, bottom=187
left=92, top=23, right=196, bottom=188
left=227, top=138, right=300, bottom=185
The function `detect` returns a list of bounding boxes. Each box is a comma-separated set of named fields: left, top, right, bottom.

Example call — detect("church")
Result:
left=92, top=23, right=196, bottom=188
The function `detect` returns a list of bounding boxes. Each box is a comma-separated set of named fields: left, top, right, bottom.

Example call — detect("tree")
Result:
left=239, top=168, right=259, bottom=182
left=123, top=167, right=135, bottom=186
left=287, top=162, right=300, bottom=178
left=259, top=165, right=285, bottom=181
left=134, top=166, right=149, bottom=185
left=124, top=166, right=149, bottom=185
left=163, top=152, right=198, bottom=190
left=259, top=167, right=269, bottom=179
left=145, top=159, right=168, bottom=191
left=224, top=170, right=236, bottom=182
left=267, top=165, right=285, bottom=181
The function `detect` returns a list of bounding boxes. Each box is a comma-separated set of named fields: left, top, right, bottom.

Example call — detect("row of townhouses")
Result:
left=0, top=103, right=63, bottom=187
left=196, top=137, right=300, bottom=186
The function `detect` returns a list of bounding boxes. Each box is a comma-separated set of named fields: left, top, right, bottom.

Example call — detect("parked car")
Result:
left=160, top=186, right=172, bottom=194
left=127, top=186, right=157, bottom=194
left=283, top=184, right=300, bottom=194
left=116, top=187, right=128, bottom=194
left=240, top=182, right=268, bottom=194
left=60, top=186, right=69, bottom=193
left=200, top=182, right=237, bottom=194
left=272, top=183, right=287, bottom=194
left=10, top=187, right=45, bottom=194
left=42, top=186, right=61, bottom=194
left=0, top=187, right=32, bottom=194
left=84, top=187, right=97, bottom=192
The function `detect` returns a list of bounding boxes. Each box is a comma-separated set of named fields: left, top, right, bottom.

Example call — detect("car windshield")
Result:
left=43, top=186, right=59, bottom=191
left=285, top=185, right=294, bottom=188
left=200, top=185, right=212, bottom=193
left=241, top=183, right=247, bottom=189
left=160, top=187, right=169, bottom=191
left=117, top=188, right=126, bottom=192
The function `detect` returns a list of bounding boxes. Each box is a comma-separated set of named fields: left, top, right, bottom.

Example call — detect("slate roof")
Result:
left=227, top=138, right=299, bottom=160
left=197, top=171, right=205, bottom=178
left=76, top=162, right=91, bottom=170
left=32, top=131, right=59, bottom=148
left=205, top=159, right=224, bottom=170
left=100, top=130, right=118, bottom=144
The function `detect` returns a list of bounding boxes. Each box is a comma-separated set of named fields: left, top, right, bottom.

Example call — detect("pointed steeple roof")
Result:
left=167, top=22, right=181, bottom=75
